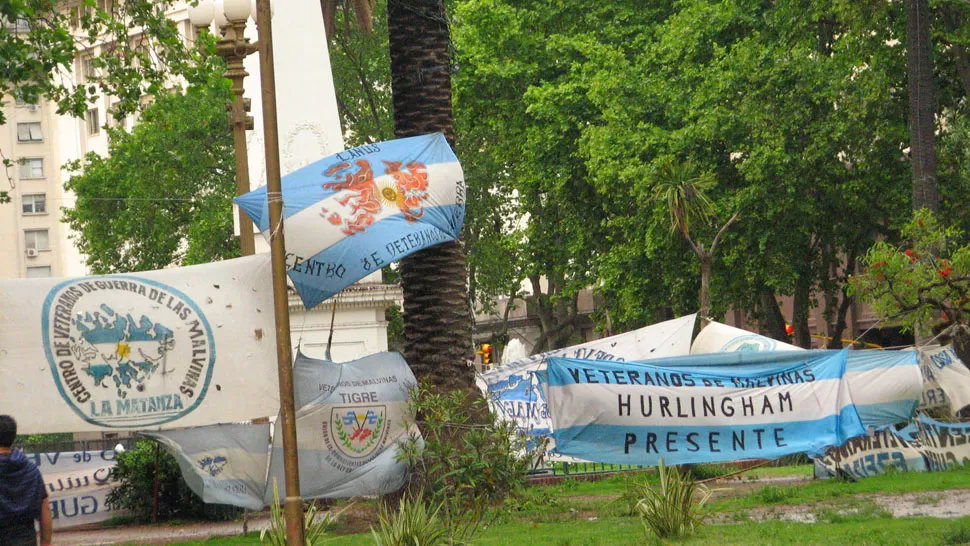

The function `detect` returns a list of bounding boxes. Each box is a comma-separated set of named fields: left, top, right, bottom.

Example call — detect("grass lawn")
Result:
left=142, top=465, right=970, bottom=546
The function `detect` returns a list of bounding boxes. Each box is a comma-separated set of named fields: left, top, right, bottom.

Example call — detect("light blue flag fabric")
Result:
left=234, top=133, right=465, bottom=309
left=265, top=352, right=420, bottom=501
left=144, top=423, right=270, bottom=510
left=539, top=350, right=866, bottom=466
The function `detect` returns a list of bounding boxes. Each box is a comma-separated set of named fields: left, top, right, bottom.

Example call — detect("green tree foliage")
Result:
left=850, top=209, right=970, bottom=333
left=397, top=384, right=530, bottom=543
left=107, top=438, right=240, bottom=522
left=0, top=0, right=196, bottom=202
left=62, top=60, right=237, bottom=274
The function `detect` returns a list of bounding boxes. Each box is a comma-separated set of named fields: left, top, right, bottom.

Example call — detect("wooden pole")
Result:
left=254, top=0, right=305, bottom=543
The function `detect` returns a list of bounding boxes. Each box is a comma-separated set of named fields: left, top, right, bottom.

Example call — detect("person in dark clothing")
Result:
left=0, top=415, right=52, bottom=546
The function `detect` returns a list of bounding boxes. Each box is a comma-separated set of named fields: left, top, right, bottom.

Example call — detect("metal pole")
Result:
left=254, top=0, right=304, bottom=544
left=222, top=21, right=257, bottom=257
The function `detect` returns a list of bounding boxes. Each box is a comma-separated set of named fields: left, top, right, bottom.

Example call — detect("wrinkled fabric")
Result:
left=0, top=450, right=46, bottom=527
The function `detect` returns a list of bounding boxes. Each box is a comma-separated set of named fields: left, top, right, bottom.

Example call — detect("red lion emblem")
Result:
left=321, top=159, right=430, bottom=236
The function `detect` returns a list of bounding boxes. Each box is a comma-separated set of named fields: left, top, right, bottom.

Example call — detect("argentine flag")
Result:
left=235, top=133, right=465, bottom=309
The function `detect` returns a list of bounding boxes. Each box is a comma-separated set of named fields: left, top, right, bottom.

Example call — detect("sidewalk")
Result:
left=53, top=514, right=271, bottom=545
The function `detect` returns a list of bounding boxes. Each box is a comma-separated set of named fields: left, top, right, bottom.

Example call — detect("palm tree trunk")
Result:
left=387, top=0, right=474, bottom=391
left=907, top=0, right=939, bottom=212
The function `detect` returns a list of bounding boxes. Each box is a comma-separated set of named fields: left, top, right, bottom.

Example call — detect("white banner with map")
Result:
left=0, top=255, right=280, bottom=433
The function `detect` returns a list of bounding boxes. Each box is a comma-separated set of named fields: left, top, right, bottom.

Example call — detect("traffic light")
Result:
left=478, top=343, right=493, bottom=366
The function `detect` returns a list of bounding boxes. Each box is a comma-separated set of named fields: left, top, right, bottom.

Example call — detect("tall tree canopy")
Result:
left=0, top=0, right=195, bottom=202
left=62, top=61, right=236, bottom=273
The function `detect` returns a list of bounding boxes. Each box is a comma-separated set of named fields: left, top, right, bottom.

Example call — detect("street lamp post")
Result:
left=188, top=1, right=305, bottom=545
left=188, top=0, right=257, bottom=257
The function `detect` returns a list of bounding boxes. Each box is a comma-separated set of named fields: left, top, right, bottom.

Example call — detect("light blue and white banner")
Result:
left=145, top=423, right=271, bottom=511
left=479, top=315, right=696, bottom=438
left=690, top=321, right=921, bottom=428
left=265, top=351, right=418, bottom=501
left=540, top=350, right=866, bottom=465
left=813, top=428, right=928, bottom=479
left=235, top=133, right=465, bottom=309
left=919, top=345, right=970, bottom=415
left=915, top=414, right=970, bottom=471
left=29, top=449, right=125, bottom=529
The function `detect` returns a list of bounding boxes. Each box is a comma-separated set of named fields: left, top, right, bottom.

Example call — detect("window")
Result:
left=86, top=108, right=100, bottom=135
left=19, top=158, right=43, bottom=179
left=22, top=194, right=46, bottom=214
left=26, top=266, right=52, bottom=278
left=17, top=122, right=42, bottom=142
left=24, top=229, right=49, bottom=251
left=82, top=58, right=97, bottom=81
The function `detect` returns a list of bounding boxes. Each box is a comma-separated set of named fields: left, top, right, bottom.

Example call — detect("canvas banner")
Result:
left=145, top=423, right=271, bottom=511
left=918, top=345, right=970, bottom=414
left=813, top=428, right=928, bottom=479
left=690, top=322, right=921, bottom=429
left=915, top=415, right=970, bottom=471
left=540, top=350, right=866, bottom=466
left=235, top=134, right=465, bottom=309
left=24, top=449, right=125, bottom=529
left=479, top=314, right=696, bottom=438
left=265, top=352, right=418, bottom=501
left=0, top=255, right=280, bottom=434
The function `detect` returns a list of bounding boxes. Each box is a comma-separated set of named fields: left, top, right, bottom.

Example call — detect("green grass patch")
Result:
left=161, top=516, right=970, bottom=546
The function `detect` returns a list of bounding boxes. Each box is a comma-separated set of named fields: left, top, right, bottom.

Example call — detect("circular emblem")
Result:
left=324, top=405, right=389, bottom=465
left=42, top=276, right=216, bottom=428
left=720, top=334, right=777, bottom=353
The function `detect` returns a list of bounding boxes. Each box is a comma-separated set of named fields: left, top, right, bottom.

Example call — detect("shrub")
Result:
left=396, top=384, right=531, bottom=543
left=635, top=460, right=712, bottom=539
left=757, top=485, right=798, bottom=504
left=106, top=438, right=240, bottom=522
left=371, top=495, right=450, bottom=546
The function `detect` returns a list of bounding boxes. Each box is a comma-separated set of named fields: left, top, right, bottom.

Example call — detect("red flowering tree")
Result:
left=849, top=210, right=970, bottom=356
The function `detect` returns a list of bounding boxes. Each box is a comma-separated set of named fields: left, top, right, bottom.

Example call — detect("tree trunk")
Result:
left=792, top=269, right=813, bottom=349
left=758, top=286, right=789, bottom=341
left=907, top=0, right=940, bottom=212
left=388, top=0, right=474, bottom=391
left=698, top=253, right=712, bottom=325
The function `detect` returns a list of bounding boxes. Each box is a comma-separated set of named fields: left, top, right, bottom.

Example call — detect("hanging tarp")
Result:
left=0, top=256, right=280, bottom=434
left=264, top=352, right=418, bottom=501
left=234, top=133, right=465, bottom=309
left=539, top=350, right=866, bottom=466
left=689, top=322, right=921, bottom=429
left=918, top=345, right=970, bottom=415
left=144, top=423, right=271, bottom=511
left=479, top=314, right=697, bottom=437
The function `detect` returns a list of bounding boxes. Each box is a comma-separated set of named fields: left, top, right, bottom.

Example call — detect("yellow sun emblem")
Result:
left=117, top=342, right=131, bottom=359
left=379, top=182, right=399, bottom=206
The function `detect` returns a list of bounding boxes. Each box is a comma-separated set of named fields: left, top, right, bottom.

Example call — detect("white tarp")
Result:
left=265, top=352, right=418, bottom=501
left=479, top=314, right=697, bottom=437
left=26, top=449, right=125, bottom=529
left=918, top=345, right=970, bottom=414
left=145, top=424, right=271, bottom=511
left=0, top=255, right=280, bottom=433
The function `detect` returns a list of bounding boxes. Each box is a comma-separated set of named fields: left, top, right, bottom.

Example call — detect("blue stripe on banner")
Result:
left=552, top=406, right=865, bottom=466
left=236, top=134, right=456, bottom=228
left=545, top=350, right=849, bottom=387
left=288, top=205, right=462, bottom=309
left=856, top=399, right=918, bottom=429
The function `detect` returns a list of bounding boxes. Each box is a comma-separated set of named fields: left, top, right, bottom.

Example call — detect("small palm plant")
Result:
left=370, top=495, right=451, bottom=546
left=260, top=479, right=342, bottom=546
left=635, top=460, right=713, bottom=539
